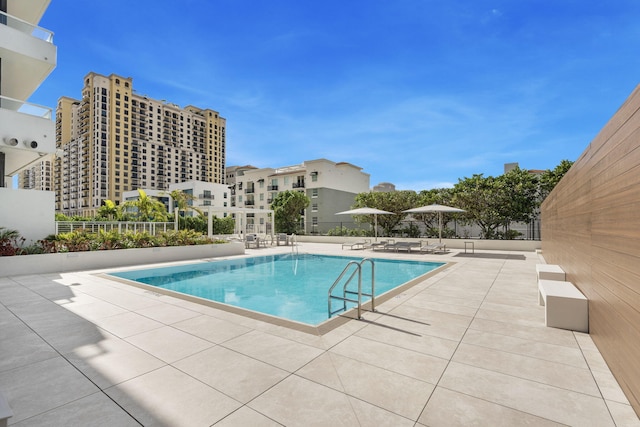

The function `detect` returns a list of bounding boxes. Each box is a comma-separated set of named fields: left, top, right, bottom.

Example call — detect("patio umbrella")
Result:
left=335, top=207, right=394, bottom=240
left=403, top=204, right=465, bottom=242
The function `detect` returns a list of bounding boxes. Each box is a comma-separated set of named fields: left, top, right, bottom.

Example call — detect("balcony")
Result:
left=0, top=95, right=55, bottom=176
left=0, top=10, right=56, bottom=101
left=267, top=185, right=278, bottom=191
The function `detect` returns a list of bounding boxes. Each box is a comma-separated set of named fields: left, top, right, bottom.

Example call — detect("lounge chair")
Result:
left=419, top=241, right=447, bottom=254
left=342, top=239, right=370, bottom=250
left=391, top=241, right=421, bottom=253
left=369, top=239, right=394, bottom=251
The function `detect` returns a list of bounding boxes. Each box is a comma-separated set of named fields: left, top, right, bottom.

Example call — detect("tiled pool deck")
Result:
left=1, top=243, right=639, bottom=426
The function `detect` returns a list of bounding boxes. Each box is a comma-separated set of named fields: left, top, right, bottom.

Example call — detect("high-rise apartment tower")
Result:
left=55, top=72, right=226, bottom=216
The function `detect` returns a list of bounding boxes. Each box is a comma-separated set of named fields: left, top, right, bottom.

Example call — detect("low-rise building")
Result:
left=227, top=159, right=370, bottom=234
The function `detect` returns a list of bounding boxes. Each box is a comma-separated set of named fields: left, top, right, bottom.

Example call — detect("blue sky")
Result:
left=32, top=0, right=640, bottom=190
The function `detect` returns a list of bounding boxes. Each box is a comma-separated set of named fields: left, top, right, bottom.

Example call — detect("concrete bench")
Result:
left=538, top=279, right=588, bottom=333
left=536, top=264, right=566, bottom=281
left=0, top=391, right=12, bottom=427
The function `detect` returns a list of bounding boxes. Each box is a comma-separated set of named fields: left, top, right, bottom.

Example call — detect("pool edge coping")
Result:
left=97, top=257, right=454, bottom=336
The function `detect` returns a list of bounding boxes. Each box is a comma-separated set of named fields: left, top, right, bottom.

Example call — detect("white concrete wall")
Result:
left=0, top=241, right=245, bottom=276
left=297, top=235, right=541, bottom=251
left=0, top=188, right=54, bottom=244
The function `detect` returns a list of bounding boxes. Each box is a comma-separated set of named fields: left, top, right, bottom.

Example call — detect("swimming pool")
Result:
left=109, top=253, right=445, bottom=327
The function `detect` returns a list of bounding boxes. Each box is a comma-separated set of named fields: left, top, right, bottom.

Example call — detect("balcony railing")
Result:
left=267, top=185, right=278, bottom=191
left=0, top=95, right=52, bottom=119
left=0, top=11, right=55, bottom=43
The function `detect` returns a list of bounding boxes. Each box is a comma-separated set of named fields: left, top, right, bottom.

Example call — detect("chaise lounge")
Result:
left=342, top=239, right=371, bottom=250
left=385, top=241, right=421, bottom=253
left=419, top=241, right=447, bottom=254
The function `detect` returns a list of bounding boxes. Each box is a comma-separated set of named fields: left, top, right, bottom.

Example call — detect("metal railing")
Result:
left=55, top=221, right=173, bottom=235
left=328, top=258, right=375, bottom=320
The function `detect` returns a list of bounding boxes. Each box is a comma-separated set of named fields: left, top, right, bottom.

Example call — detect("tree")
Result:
left=539, top=160, right=574, bottom=201
left=270, top=190, right=310, bottom=234
left=352, top=191, right=418, bottom=236
left=453, top=174, right=503, bottom=239
left=122, top=189, right=168, bottom=222
left=168, top=189, right=203, bottom=231
left=494, top=167, right=540, bottom=238
left=96, top=199, right=121, bottom=221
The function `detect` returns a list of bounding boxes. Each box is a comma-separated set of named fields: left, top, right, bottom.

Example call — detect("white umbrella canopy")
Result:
left=335, top=207, right=394, bottom=240
left=403, top=204, right=465, bottom=242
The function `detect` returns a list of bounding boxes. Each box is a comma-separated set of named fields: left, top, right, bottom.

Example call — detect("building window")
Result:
left=311, top=189, right=318, bottom=198
left=312, top=203, right=318, bottom=212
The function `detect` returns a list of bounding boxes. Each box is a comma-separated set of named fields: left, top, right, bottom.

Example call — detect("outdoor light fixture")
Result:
left=24, top=140, right=38, bottom=149
left=3, top=137, right=18, bottom=146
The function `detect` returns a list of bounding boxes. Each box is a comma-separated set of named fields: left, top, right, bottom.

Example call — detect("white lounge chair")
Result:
left=342, top=239, right=370, bottom=250
left=390, top=241, right=421, bottom=252
left=419, top=241, right=447, bottom=254
left=369, top=239, right=394, bottom=251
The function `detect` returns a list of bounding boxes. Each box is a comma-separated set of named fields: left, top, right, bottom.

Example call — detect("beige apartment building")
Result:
left=227, top=159, right=370, bottom=234
left=54, top=72, right=226, bottom=216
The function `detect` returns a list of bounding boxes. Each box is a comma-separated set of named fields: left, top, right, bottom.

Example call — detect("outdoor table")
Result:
left=464, top=241, right=475, bottom=254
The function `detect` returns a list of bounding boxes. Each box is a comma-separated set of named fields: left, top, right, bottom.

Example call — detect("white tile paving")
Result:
left=0, top=242, right=638, bottom=426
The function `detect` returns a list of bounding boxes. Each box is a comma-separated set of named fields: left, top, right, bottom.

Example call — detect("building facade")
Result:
left=0, top=0, right=57, bottom=242
left=54, top=72, right=226, bottom=216
left=122, top=180, right=231, bottom=217
left=19, top=159, right=53, bottom=191
left=227, top=159, right=370, bottom=234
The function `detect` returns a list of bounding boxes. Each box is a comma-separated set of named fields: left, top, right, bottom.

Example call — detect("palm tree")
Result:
left=96, top=199, right=121, bottom=220
left=122, top=189, right=168, bottom=222
left=168, top=189, right=203, bottom=230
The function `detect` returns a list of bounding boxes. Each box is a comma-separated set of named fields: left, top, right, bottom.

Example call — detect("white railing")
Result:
left=0, top=95, right=53, bottom=119
left=55, top=221, right=174, bottom=235
left=0, top=11, right=55, bottom=43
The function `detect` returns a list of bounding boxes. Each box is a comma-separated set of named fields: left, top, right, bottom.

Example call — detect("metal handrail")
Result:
left=328, top=258, right=375, bottom=319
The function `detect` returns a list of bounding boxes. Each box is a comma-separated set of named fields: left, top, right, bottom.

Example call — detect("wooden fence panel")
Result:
left=541, top=84, right=640, bottom=416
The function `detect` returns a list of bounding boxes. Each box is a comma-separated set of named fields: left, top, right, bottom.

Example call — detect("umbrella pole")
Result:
left=374, top=214, right=378, bottom=241
left=439, top=212, right=442, bottom=243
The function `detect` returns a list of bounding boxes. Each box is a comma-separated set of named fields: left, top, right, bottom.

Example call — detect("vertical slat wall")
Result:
left=542, top=85, right=640, bottom=416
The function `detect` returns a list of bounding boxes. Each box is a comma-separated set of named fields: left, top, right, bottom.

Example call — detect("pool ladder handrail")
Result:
left=328, top=258, right=375, bottom=319
left=290, top=234, right=298, bottom=255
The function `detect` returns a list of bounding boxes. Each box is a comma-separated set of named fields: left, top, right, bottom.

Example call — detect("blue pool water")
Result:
left=110, top=253, right=444, bottom=326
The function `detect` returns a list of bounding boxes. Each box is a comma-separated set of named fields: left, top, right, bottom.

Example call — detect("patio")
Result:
left=1, top=243, right=638, bottom=426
